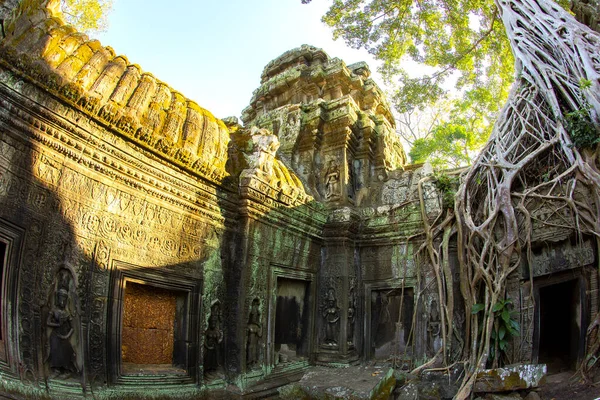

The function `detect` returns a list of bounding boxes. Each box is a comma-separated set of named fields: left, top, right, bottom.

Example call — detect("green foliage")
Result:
left=59, top=0, right=113, bottom=34
left=409, top=97, right=490, bottom=167
left=472, top=298, right=519, bottom=365
left=409, top=121, right=470, bottom=167
left=565, top=108, right=599, bottom=149
left=313, top=0, right=516, bottom=118
left=579, top=78, right=592, bottom=90
left=433, top=172, right=459, bottom=208
left=563, top=79, right=599, bottom=149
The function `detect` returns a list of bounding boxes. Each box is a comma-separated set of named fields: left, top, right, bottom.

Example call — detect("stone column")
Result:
left=316, top=208, right=360, bottom=364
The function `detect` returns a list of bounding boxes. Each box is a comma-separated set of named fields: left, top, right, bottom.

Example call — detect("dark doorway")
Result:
left=538, top=279, right=580, bottom=372
left=370, top=288, right=414, bottom=360
left=274, top=278, right=310, bottom=364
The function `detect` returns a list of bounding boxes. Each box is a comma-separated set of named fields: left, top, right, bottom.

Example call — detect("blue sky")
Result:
left=96, top=0, right=383, bottom=120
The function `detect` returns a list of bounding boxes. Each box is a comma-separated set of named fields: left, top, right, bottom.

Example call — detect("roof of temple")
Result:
left=0, top=0, right=230, bottom=182
left=0, top=0, right=404, bottom=207
left=243, top=44, right=396, bottom=129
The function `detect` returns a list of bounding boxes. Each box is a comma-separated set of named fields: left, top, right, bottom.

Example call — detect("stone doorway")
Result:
left=274, top=278, right=310, bottom=365
left=369, top=287, right=414, bottom=360
left=108, top=263, right=202, bottom=384
left=537, top=278, right=581, bottom=372
left=121, top=281, right=186, bottom=375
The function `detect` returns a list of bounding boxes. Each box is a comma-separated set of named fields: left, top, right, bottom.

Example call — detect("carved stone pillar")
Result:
left=320, top=98, right=358, bottom=206
left=316, top=208, right=360, bottom=364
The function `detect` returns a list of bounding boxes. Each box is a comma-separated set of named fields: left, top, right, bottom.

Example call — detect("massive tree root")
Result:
left=414, top=0, right=600, bottom=397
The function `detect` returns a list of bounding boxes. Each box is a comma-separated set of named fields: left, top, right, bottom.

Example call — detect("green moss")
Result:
left=371, top=368, right=396, bottom=400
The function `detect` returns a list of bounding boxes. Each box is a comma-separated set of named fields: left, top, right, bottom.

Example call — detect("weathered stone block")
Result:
left=474, top=364, right=547, bottom=393
left=396, top=381, right=419, bottom=400
left=279, top=366, right=395, bottom=400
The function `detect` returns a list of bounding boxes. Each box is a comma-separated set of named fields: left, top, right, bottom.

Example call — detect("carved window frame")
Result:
left=266, top=265, right=316, bottom=373
left=107, top=261, right=202, bottom=386
left=363, top=279, right=417, bottom=362
left=0, top=218, right=24, bottom=372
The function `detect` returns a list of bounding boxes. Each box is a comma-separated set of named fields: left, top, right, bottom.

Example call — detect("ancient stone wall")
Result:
left=0, top=60, right=232, bottom=394
left=0, top=0, right=595, bottom=398
left=0, top=1, right=440, bottom=392
left=241, top=45, right=407, bottom=207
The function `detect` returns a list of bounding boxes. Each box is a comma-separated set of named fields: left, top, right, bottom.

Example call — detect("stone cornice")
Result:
left=1, top=1, right=231, bottom=182
left=0, top=70, right=238, bottom=225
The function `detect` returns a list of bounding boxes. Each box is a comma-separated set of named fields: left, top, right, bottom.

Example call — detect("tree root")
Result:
left=406, top=0, right=600, bottom=397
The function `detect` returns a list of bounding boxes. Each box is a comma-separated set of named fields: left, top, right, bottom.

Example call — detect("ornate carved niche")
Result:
left=107, top=261, right=201, bottom=385
left=0, top=218, right=24, bottom=370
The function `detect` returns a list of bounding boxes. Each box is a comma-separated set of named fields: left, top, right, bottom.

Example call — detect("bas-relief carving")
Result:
left=322, top=288, right=340, bottom=347
left=324, top=160, right=341, bottom=201
left=36, top=163, right=220, bottom=267
left=88, top=241, right=111, bottom=383
left=44, top=267, right=80, bottom=379
left=427, top=299, right=442, bottom=357
left=242, top=128, right=280, bottom=178
left=347, top=286, right=356, bottom=347
left=528, top=240, right=594, bottom=277
left=519, top=284, right=534, bottom=362
left=204, top=301, right=224, bottom=379
left=246, top=298, right=262, bottom=369
left=381, top=174, right=412, bottom=205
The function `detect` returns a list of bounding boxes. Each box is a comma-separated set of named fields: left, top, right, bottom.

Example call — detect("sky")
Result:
left=96, top=0, right=386, bottom=120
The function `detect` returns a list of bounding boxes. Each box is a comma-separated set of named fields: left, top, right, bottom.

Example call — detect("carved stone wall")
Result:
left=241, top=45, right=407, bottom=207
left=0, top=60, right=230, bottom=394
left=0, top=0, right=596, bottom=398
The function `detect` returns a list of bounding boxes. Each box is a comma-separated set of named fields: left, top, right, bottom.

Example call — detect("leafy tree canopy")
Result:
left=407, top=86, right=495, bottom=166
left=303, top=0, right=571, bottom=167
left=59, top=0, right=113, bottom=34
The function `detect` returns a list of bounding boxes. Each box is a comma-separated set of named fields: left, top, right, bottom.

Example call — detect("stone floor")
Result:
left=536, top=371, right=600, bottom=400
left=0, top=369, right=598, bottom=399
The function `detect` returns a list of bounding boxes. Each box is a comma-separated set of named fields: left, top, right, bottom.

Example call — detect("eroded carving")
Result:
left=427, top=299, right=442, bottom=357
left=204, top=301, right=224, bottom=378
left=45, top=268, right=79, bottom=379
left=347, top=287, right=356, bottom=346
left=324, top=160, right=340, bottom=200
left=322, top=288, right=340, bottom=347
left=246, top=298, right=262, bottom=369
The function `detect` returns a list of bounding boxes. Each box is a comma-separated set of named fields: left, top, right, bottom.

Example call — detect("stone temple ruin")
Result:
left=0, top=0, right=596, bottom=398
